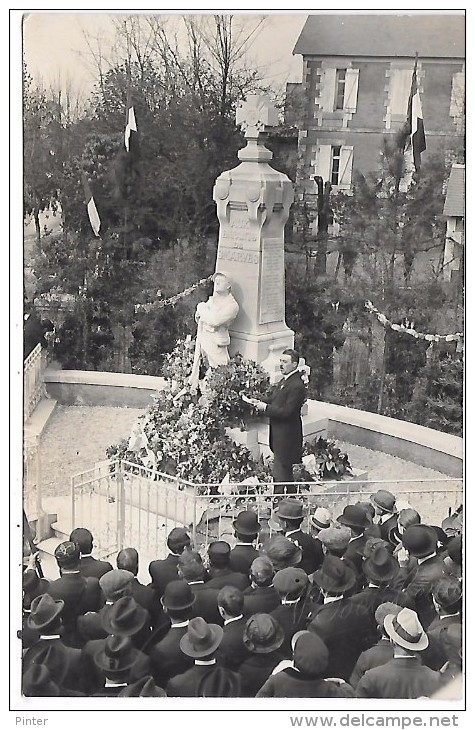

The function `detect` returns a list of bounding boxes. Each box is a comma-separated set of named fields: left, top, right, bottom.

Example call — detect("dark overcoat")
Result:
left=205, top=567, right=250, bottom=592
left=243, top=585, right=281, bottom=617
left=229, top=544, right=259, bottom=576
left=349, top=638, right=394, bottom=688
left=167, top=663, right=240, bottom=697
left=257, top=667, right=356, bottom=698
left=265, top=371, right=307, bottom=466
left=356, top=656, right=442, bottom=698
left=217, top=616, right=250, bottom=670
left=148, top=554, right=180, bottom=598
left=148, top=624, right=194, bottom=687
left=78, top=555, right=113, bottom=580
left=307, top=597, right=367, bottom=681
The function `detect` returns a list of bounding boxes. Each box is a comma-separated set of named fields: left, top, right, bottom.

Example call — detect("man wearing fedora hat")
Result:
left=239, top=614, right=286, bottom=696
left=149, top=526, right=192, bottom=598
left=148, top=580, right=196, bottom=687
left=177, top=551, right=222, bottom=625
left=21, top=556, right=51, bottom=650
left=350, top=602, right=404, bottom=688
left=80, top=595, right=152, bottom=693
left=262, top=534, right=303, bottom=573
left=346, top=545, right=412, bottom=654
left=270, top=567, right=310, bottom=657
left=257, top=631, right=355, bottom=698
left=47, top=541, right=103, bottom=647
left=243, top=557, right=281, bottom=616
left=117, top=548, right=166, bottom=630
left=77, top=568, right=137, bottom=643
left=273, top=499, right=323, bottom=574
left=22, top=664, right=85, bottom=697
left=307, top=554, right=362, bottom=681
left=205, top=541, right=250, bottom=591
left=92, top=634, right=152, bottom=696
left=356, top=607, right=442, bottom=698
left=337, top=505, right=371, bottom=576
left=370, top=490, right=399, bottom=543
left=118, top=675, right=166, bottom=697
left=197, top=665, right=241, bottom=697
left=166, top=617, right=239, bottom=696
left=400, top=525, right=446, bottom=629
left=229, top=510, right=261, bottom=575
left=22, top=594, right=86, bottom=695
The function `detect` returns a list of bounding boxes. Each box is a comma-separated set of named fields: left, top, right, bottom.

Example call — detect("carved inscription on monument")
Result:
left=219, top=210, right=258, bottom=250
left=218, top=249, right=259, bottom=264
left=259, top=238, right=285, bottom=324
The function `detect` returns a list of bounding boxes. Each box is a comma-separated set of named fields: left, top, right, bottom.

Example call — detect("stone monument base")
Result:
left=229, top=329, right=295, bottom=382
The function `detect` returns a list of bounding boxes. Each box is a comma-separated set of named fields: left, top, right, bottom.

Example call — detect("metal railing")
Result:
left=70, top=459, right=462, bottom=564
left=24, top=343, right=46, bottom=421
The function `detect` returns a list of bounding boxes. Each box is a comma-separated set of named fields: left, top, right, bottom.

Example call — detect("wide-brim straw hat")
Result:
left=384, top=608, right=429, bottom=651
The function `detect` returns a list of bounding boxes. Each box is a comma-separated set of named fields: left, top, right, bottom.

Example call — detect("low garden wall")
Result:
left=44, top=367, right=463, bottom=477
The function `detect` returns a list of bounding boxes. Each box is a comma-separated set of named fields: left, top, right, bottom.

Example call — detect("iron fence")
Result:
left=70, top=459, right=462, bottom=565
left=24, top=343, right=46, bottom=422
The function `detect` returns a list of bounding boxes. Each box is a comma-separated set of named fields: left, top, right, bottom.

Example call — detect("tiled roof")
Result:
left=293, top=14, right=465, bottom=58
left=443, top=165, right=465, bottom=218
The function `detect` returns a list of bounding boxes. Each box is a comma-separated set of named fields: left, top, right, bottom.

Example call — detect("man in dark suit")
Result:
left=399, top=525, right=447, bottom=629
left=148, top=580, right=196, bottom=687
left=22, top=594, right=86, bottom=695
left=148, top=527, right=191, bottom=598
left=307, top=554, right=362, bottom=681
left=92, top=635, right=152, bottom=696
left=425, top=575, right=462, bottom=670
left=69, top=527, right=113, bottom=579
left=270, top=567, right=310, bottom=658
left=77, top=568, right=135, bottom=642
left=166, top=617, right=239, bottom=697
left=370, top=490, right=399, bottom=543
left=249, top=349, right=307, bottom=492
left=243, top=557, right=280, bottom=616
left=205, top=541, right=250, bottom=591
left=228, top=511, right=261, bottom=575
left=178, top=551, right=222, bottom=625
left=346, top=545, right=409, bottom=654
left=117, top=547, right=166, bottom=633
left=356, top=607, right=442, bottom=698
left=350, top=602, right=402, bottom=688
left=273, top=498, right=324, bottom=574
left=47, top=541, right=103, bottom=647
left=216, top=586, right=249, bottom=670
left=337, top=504, right=372, bottom=576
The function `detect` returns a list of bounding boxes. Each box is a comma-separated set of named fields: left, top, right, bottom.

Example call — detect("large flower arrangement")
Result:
left=107, top=339, right=352, bottom=492
left=107, top=340, right=271, bottom=492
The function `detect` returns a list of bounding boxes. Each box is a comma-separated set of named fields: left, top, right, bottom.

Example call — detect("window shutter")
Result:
left=339, top=146, right=354, bottom=189
left=450, top=71, right=465, bottom=120
left=315, top=145, right=332, bottom=182
left=320, top=68, right=337, bottom=112
left=343, top=68, right=359, bottom=112
left=388, top=68, right=413, bottom=116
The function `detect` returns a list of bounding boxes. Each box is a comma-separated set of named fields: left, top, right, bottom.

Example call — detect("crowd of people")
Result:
left=21, top=491, right=463, bottom=699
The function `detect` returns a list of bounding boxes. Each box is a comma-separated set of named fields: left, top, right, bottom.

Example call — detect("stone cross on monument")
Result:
left=213, top=94, right=295, bottom=381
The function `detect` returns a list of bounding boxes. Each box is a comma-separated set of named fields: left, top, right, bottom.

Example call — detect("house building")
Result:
left=442, top=163, right=465, bottom=282
left=292, top=14, right=465, bottom=200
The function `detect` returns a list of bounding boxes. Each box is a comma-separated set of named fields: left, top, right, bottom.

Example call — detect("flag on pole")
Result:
left=406, top=55, right=426, bottom=171
left=124, top=91, right=139, bottom=157
left=82, top=172, right=101, bottom=237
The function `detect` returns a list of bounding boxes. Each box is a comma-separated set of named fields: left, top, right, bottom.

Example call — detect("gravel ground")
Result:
left=37, top=405, right=145, bottom=498
left=35, top=405, right=459, bottom=497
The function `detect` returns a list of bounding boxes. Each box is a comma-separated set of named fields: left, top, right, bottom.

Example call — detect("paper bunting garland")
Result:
left=365, top=301, right=463, bottom=343
left=135, top=275, right=214, bottom=313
